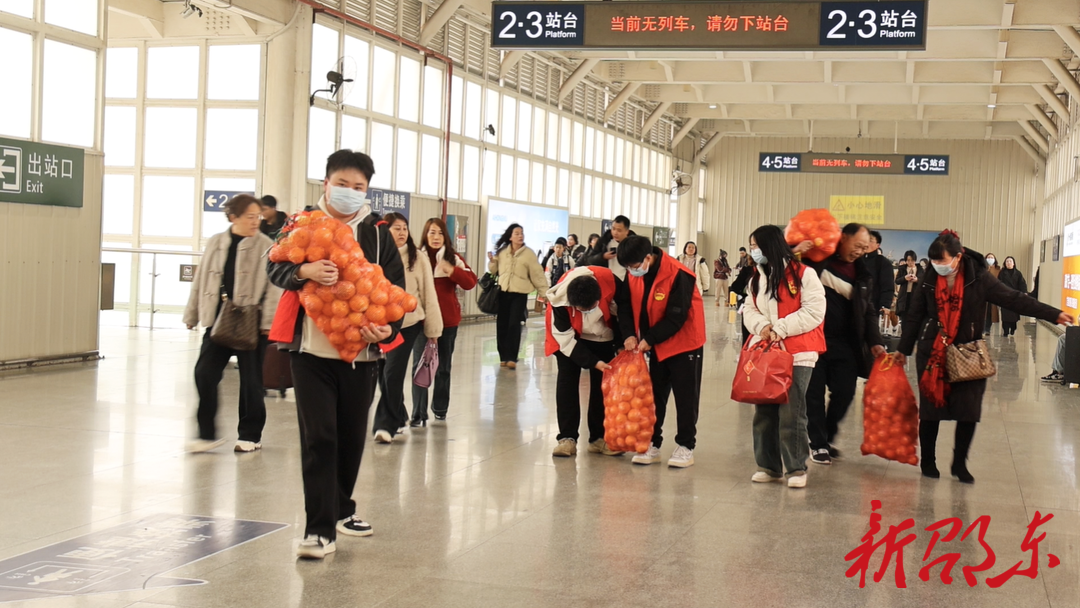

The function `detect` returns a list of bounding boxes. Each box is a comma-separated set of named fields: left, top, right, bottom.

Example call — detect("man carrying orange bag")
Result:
left=615, top=235, right=706, bottom=468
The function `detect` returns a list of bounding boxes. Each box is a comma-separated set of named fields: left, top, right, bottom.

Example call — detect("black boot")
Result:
left=951, top=422, right=976, bottom=484
left=919, top=420, right=940, bottom=478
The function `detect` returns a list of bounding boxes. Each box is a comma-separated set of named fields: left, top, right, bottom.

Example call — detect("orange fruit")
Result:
left=334, top=226, right=354, bottom=248
left=330, top=316, right=348, bottom=333
left=385, top=303, right=404, bottom=323
left=330, top=249, right=350, bottom=269
left=302, top=281, right=318, bottom=295
left=365, top=304, right=386, bottom=325
left=344, top=327, right=362, bottom=343
left=306, top=245, right=327, bottom=262
left=302, top=295, right=323, bottom=315
left=348, top=312, right=366, bottom=326
left=310, top=210, right=326, bottom=219
left=287, top=247, right=306, bottom=265
left=354, top=278, right=373, bottom=296
left=328, top=332, right=345, bottom=346
left=315, top=315, right=332, bottom=333
left=330, top=299, right=349, bottom=318
left=291, top=228, right=312, bottom=249
left=349, top=294, right=369, bottom=312
left=343, top=263, right=363, bottom=282
left=269, top=245, right=286, bottom=263
left=295, top=214, right=311, bottom=227
left=313, top=228, right=334, bottom=247
left=332, top=281, right=356, bottom=300
left=316, top=285, right=335, bottom=303
left=388, top=285, right=405, bottom=302
left=369, top=288, right=389, bottom=306
left=401, top=293, right=417, bottom=312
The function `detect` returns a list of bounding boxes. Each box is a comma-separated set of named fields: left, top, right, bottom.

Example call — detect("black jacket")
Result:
left=267, top=209, right=405, bottom=351
left=997, top=268, right=1028, bottom=324
left=897, top=249, right=1059, bottom=421
left=581, top=229, right=637, bottom=267
left=805, top=255, right=884, bottom=378
left=569, top=244, right=587, bottom=264
left=864, top=251, right=896, bottom=311
left=894, top=265, right=925, bottom=316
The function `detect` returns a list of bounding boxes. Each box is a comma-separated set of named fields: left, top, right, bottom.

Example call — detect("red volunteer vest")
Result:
left=544, top=267, right=617, bottom=356
left=753, top=262, right=826, bottom=355
left=628, top=252, right=707, bottom=361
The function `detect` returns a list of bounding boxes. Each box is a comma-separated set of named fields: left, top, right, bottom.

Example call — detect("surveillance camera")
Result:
left=845, top=146, right=851, bottom=152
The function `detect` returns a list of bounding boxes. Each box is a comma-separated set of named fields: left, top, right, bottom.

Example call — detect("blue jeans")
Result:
left=1054, top=332, right=1067, bottom=373
left=753, top=366, right=813, bottom=477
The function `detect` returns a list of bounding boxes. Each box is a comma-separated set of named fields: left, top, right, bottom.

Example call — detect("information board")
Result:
left=0, top=136, right=85, bottom=208
left=367, top=188, right=411, bottom=218
left=486, top=199, right=568, bottom=259
left=202, top=190, right=254, bottom=213
left=491, top=1, right=927, bottom=51
left=759, top=153, right=949, bottom=176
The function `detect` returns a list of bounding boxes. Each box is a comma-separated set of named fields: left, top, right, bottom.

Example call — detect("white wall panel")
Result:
left=702, top=137, right=1042, bottom=276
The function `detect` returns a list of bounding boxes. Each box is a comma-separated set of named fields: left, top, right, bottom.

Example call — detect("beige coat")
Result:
left=488, top=245, right=548, bottom=295
left=184, top=230, right=281, bottom=331
left=400, top=245, right=443, bottom=338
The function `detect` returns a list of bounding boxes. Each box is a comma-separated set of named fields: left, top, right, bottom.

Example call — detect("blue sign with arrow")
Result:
left=202, top=190, right=254, bottom=213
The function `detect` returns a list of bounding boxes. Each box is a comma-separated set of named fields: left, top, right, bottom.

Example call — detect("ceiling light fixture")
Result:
left=709, top=104, right=717, bottom=109
left=987, top=104, right=996, bottom=108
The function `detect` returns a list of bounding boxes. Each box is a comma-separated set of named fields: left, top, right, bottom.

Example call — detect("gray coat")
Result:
left=184, top=230, right=281, bottom=332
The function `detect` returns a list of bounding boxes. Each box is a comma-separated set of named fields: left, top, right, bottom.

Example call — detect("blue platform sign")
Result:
left=202, top=190, right=254, bottom=212
left=367, top=188, right=411, bottom=218
left=0, top=514, right=286, bottom=603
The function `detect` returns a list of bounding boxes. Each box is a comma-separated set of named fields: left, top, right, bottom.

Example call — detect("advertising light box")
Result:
left=1061, top=218, right=1080, bottom=320
left=485, top=198, right=569, bottom=260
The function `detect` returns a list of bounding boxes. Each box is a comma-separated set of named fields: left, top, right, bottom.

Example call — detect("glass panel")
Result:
left=449, top=75, right=463, bottom=135
left=447, top=141, right=461, bottom=199
left=371, top=46, right=396, bottom=116
left=604, top=134, right=615, bottom=174
left=0, top=28, right=31, bottom=138
left=307, top=107, right=337, bottom=180
left=698, top=201, right=704, bottom=232
left=419, top=133, right=440, bottom=196
left=699, top=167, right=706, bottom=199
left=144, top=107, right=197, bottom=168
left=464, top=81, right=482, bottom=139
left=559, top=117, right=571, bottom=163
left=203, top=178, right=255, bottom=238
left=612, top=182, right=622, bottom=216
left=593, top=177, right=603, bottom=218
left=368, top=122, right=393, bottom=189
left=614, top=138, right=624, bottom=178
left=515, top=158, right=529, bottom=202
left=500, top=96, right=515, bottom=149
left=205, top=108, right=258, bottom=171
left=569, top=172, right=581, bottom=216
left=141, top=176, right=195, bottom=237
left=422, top=64, right=443, bottom=129
left=546, top=111, right=558, bottom=161
left=208, top=45, right=261, bottom=101
left=583, top=127, right=595, bottom=171
left=572, top=122, right=583, bottom=165
left=395, top=129, right=417, bottom=192
left=311, top=24, right=340, bottom=95
left=545, top=165, right=556, bottom=206
left=102, top=174, right=134, bottom=235
left=481, top=149, right=496, bottom=201
left=632, top=145, right=641, bottom=182
left=343, top=35, right=370, bottom=110
left=462, top=145, right=480, bottom=202
left=341, top=114, right=367, bottom=152
left=45, top=0, right=98, bottom=35
left=105, top=47, right=138, bottom=99
left=530, top=161, right=543, bottom=204
left=558, top=168, right=569, bottom=208
left=1, top=0, right=32, bottom=18
left=581, top=175, right=592, bottom=218
left=103, top=106, right=136, bottom=167
left=398, top=55, right=420, bottom=122
left=498, top=153, right=513, bottom=199
left=517, top=101, right=531, bottom=154
left=42, top=40, right=96, bottom=147
left=649, top=150, right=658, bottom=187
left=146, top=46, right=199, bottom=99
left=531, top=107, right=545, bottom=157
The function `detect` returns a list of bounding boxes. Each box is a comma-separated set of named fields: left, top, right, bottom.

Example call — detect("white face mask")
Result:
left=986, top=257, right=996, bottom=266
left=327, top=186, right=368, bottom=216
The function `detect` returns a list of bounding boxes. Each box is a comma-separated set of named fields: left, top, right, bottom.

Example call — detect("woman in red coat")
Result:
left=412, top=217, right=478, bottom=425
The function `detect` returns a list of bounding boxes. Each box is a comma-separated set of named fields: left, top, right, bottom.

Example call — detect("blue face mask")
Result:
left=750, top=248, right=768, bottom=265
left=932, top=261, right=954, bottom=276
left=628, top=260, right=650, bottom=277
left=327, top=186, right=368, bottom=216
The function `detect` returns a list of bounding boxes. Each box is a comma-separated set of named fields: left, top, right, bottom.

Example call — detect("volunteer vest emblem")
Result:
left=655, top=292, right=665, bottom=301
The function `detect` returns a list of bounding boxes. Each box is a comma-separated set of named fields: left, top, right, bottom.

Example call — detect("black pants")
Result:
left=291, top=351, right=379, bottom=541
left=496, top=292, right=529, bottom=363
left=650, top=347, right=703, bottom=450
left=806, top=340, right=859, bottom=451
left=412, top=325, right=458, bottom=421
left=1002, top=320, right=1017, bottom=336
left=373, top=323, right=424, bottom=435
left=193, top=330, right=268, bottom=442
left=555, top=340, right=616, bottom=442
left=919, top=420, right=976, bottom=467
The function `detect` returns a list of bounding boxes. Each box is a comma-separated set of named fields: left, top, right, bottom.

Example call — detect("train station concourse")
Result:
left=3, top=0, right=1080, bottom=606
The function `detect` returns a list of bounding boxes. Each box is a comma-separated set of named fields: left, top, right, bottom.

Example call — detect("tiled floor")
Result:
left=1, top=307, right=1078, bottom=607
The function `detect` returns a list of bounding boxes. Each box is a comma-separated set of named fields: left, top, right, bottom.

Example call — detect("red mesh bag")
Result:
left=784, top=209, right=841, bottom=262
left=601, top=350, right=656, bottom=454
left=861, top=355, right=919, bottom=465
left=268, top=210, right=417, bottom=362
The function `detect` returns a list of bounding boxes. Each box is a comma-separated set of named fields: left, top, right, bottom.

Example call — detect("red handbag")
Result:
left=731, top=339, right=794, bottom=405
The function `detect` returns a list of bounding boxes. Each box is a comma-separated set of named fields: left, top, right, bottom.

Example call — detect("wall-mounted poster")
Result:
left=1053, top=235, right=1061, bottom=262
left=874, top=229, right=941, bottom=265
left=1041, top=239, right=1047, bottom=263
left=601, top=219, right=613, bottom=235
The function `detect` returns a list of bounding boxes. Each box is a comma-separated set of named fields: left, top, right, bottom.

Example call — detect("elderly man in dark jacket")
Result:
left=802, top=223, right=886, bottom=465
left=580, top=215, right=635, bottom=279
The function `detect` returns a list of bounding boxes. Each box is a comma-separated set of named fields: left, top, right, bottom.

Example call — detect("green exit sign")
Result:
left=0, top=136, right=85, bottom=208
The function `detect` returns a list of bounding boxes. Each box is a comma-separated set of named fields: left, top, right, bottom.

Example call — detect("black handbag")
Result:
left=210, top=295, right=260, bottom=351
left=477, top=273, right=500, bottom=315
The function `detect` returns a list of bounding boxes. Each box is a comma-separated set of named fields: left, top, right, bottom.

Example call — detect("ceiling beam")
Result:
left=558, top=58, right=600, bottom=103
left=1018, top=120, right=1049, bottom=153
left=1013, top=136, right=1045, bottom=166
left=234, top=14, right=258, bottom=36
left=419, top=0, right=464, bottom=46
left=1025, top=104, right=1059, bottom=139
left=692, top=133, right=722, bottom=165
left=1053, top=25, right=1080, bottom=58
left=498, top=51, right=526, bottom=80
left=671, top=118, right=700, bottom=148
left=603, top=82, right=641, bottom=122
left=108, top=0, right=164, bottom=37
left=642, top=101, right=672, bottom=135
left=1042, top=59, right=1080, bottom=106
left=1033, top=84, right=1071, bottom=123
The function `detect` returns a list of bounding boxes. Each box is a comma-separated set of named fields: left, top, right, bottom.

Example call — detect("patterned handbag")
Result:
left=946, top=340, right=996, bottom=383
left=210, top=295, right=260, bottom=351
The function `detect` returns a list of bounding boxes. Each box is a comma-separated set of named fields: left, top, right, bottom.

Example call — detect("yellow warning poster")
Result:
left=830, top=195, right=884, bottom=225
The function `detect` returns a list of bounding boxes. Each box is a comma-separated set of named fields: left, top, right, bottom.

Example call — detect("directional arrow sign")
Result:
left=202, top=190, right=254, bottom=212
left=0, top=147, right=22, bottom=194
left=0, top=514, right=286, bottom=603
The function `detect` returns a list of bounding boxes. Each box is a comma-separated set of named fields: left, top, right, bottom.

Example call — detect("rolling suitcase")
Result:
left=263, top=342, right=292, bottom=398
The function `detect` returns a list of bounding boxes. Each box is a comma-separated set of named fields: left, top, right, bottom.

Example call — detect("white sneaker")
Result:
left=374, top=430, right=392, bottom=444
left=336, top=515, right=373, bottom=537
left=632, top=446, right=662, bottom=465
left=234, top=440, right=262, bottom=453
left=187, top=438, right=226, bottom=453
left=667, top=446, right=694, bottom=468
left=787, top=473, right=807, bottom=488
left=396, top=426, right=408, bottom=435
left=752, top=471, right=783, bottom=483
left=296, top=535, right=336, bottom=559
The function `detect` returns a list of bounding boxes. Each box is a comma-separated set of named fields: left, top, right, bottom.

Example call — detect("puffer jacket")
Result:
left=488, top=245, right=548, bottom=295
left=399, top=245, right=443, bottom=339
left=184, top=230, right=281, bottom=331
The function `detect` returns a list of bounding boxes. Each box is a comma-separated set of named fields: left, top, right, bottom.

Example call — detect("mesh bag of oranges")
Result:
left=601, top=350, right=656, bottom=454
left=268, top=210, right=416, bottom=362
left=861, top=354, right=919, bottom=466
left=784, top=209, right=841, bottom=262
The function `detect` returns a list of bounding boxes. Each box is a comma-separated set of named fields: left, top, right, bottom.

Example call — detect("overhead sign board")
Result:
left=759, top=153, right=949, bottom=175
left=202, top=190, right=254, bottom=213
left=367, top=188, right=411, bottom=217
left=0, top=136, right=85, bottom=208
left=491, top=1, right=926, bottom=51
